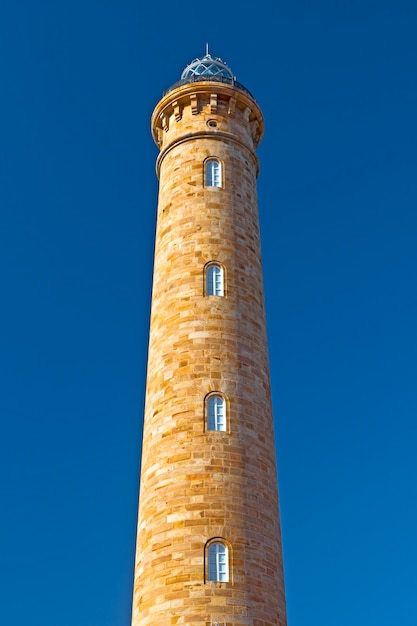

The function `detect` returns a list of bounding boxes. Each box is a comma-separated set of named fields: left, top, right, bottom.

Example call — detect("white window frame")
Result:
left=206, top=264, right=224, bottom=296
left=205, top=158, right=222, bottom=187
left=207, top=395, right=226, bottom=432
left=208, top=542, right=229, bottom=582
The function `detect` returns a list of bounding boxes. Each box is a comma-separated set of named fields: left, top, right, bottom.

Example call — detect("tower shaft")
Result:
left=131, top=59, right=287, bottom=626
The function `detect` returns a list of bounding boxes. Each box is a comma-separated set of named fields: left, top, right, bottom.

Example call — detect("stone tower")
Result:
left=131, top=52, right=287, bottom=626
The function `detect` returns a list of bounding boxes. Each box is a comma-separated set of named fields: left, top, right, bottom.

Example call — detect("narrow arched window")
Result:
left=205, top=158, right=222, bottom=187
left=208, top=542, right=229, bottom=582
left=206, top=264, right=224, bottom=296
left=207, top=395, right=226, bottom=431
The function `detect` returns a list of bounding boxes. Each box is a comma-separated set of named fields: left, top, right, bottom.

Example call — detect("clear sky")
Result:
left=1, top=1, right=416, bottom=625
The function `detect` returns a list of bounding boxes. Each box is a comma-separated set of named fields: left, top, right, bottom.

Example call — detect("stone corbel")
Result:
left=250, top=120, right=259, bottom=142
left=160, top=113, right=169, bottom=132
left=172, top=100, right=182, bottom=121
left=243, top=107, right=251, bottom=122
left=210, top=93, right=218, bottom=114
left=190, top=94, right=198, bottom=115
left=228, top=97, right=236, bottom=116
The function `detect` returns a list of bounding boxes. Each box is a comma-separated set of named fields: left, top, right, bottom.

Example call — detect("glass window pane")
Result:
left=206, top=265, right=223, bottom=296
left=208, top=542, right=228, bottom=582
left=206, top=159, right=221, bottom=187
left=207, top=395, right=226, bottom=431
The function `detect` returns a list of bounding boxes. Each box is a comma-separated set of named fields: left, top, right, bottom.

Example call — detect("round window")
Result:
left=207, top=119, right=218, bottom=128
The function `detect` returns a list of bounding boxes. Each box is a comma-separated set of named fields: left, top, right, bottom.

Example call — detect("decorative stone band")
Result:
left=155, top=129, right=261, bottom=179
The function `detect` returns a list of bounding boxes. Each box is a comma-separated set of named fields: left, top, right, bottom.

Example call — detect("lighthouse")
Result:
left=131, top=51, right=287, bottom=626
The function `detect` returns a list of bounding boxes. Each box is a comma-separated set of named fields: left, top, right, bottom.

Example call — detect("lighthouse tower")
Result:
left=131, top=52, right=287, bottom=626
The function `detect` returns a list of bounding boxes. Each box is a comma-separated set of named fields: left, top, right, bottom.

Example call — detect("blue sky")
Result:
left=1, top=1, right=416, bottom=625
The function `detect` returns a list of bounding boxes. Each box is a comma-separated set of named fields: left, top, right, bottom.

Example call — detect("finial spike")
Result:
left=206, top=42, right=209, bottom=55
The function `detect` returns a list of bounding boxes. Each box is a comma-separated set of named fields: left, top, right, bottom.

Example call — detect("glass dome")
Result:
left=162, top=51, right=253, bottom=99
left=181, top=53, right=234, bottom=81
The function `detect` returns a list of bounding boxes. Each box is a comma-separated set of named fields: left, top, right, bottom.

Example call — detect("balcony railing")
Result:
left=162, top=74, right=254, bottom=99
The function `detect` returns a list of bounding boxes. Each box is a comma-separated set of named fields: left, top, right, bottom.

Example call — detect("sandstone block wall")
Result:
left=131, top=82, right=287, bottom=626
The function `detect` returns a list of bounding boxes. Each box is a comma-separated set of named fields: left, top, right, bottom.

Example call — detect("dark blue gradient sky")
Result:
left=1, top=1, right=416, bottom=625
